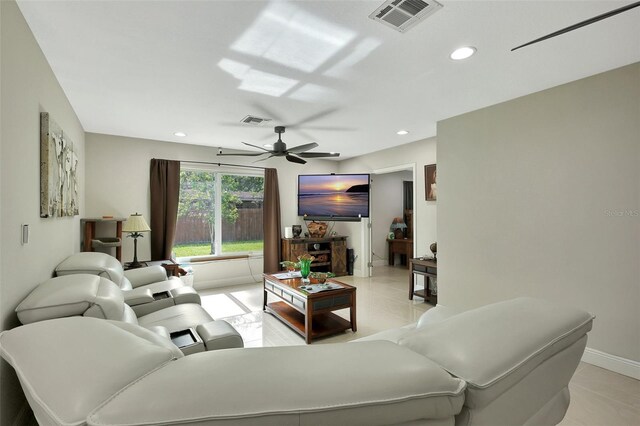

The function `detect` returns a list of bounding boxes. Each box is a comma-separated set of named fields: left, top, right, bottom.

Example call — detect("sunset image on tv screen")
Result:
left=298, top=174, right=369, bottom=218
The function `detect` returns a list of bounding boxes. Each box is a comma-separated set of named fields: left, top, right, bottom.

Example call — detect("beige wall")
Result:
left=85, top=133, right=338, bottom=287
left=0, top=1, right=85, bottom=423
left=336, top=137, right=437, bottom=274
left=438, top=64, right=639, bottom=364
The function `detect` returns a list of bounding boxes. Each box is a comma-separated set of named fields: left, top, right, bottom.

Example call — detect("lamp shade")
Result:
left=390, top=217, right=407, bottom=230
left=122, top=213, right=150, bottom=233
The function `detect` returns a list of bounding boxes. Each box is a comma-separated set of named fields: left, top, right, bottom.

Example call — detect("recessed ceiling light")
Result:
left=397, top=130, right=409, bottom=135
left=263, top=144, right=273, bottom=148
left=450, top=46, right=476, bottom=61
left=174, top=132, right=187, bottom=137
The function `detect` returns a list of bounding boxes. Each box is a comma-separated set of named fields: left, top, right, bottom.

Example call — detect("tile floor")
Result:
left=199, top=265, right=640, bottom=426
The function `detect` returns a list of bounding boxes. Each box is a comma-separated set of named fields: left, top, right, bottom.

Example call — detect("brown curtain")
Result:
left=150, top=159, right=180, bottom=260
left=263, top=168, right=281, bottom=273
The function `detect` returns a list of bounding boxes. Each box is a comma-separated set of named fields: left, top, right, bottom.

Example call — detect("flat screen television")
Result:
left=298, top=174, right=370, bottom=221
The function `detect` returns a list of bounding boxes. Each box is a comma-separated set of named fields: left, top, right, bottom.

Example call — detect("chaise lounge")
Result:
left=0, top=297, right=594, bottom=426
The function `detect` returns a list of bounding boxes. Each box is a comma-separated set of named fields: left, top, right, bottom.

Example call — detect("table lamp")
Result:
left=122, top=213, right=150, bottom=268
left=390, top=217, right=407, bottom=239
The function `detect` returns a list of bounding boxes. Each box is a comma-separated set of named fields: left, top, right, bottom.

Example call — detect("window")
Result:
left=173, top=167, right=264, bottom=258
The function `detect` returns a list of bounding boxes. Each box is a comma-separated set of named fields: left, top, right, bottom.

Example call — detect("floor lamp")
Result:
left=122, top=213, right=150, bottom=268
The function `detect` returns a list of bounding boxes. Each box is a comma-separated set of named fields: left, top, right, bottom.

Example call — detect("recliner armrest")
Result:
left=124, top=266, right=168, bottom=288
left=123, top=288, right=155, bottom=306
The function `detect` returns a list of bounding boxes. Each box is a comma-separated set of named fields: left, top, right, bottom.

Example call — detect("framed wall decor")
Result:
left=40, top=112, right=79, bottom=217
left=425, top=164, right=437, bottom=201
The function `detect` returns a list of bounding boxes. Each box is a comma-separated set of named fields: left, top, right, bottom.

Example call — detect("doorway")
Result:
left=368, top=163, right=417, bottom=277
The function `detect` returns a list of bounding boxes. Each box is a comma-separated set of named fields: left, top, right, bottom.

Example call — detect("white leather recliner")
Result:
left=1, top=297, right=593, bottom=426
left=15, top=274, right=244, bottom=354
left=55, top=252, right=200, bottom=316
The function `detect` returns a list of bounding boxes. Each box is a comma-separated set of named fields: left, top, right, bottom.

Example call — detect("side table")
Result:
left=124, top=259, right=186, bottom=277
left=409, top=258, right=437, bottom=304
left=387, top=238, right=413, bottom=268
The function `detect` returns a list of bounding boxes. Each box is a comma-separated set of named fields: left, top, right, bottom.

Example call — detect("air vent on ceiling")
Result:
left=369, top=0, right=443, bottom=33
left=240, top=115, right=271, bottom=126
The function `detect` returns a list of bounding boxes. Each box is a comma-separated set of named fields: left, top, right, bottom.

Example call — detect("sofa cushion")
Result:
left=398, top=297, right=594, bottom=408
left=56, top=252, right=125, bottom=287
left=88, top=341, right=466, bottom=426
left=15, top=275, right=125, bottom=324
left=416, top=304, right=461, bottom=328
left=137, top=303, right=214, bottom=332
left=0, top=317, right=180, bottom=426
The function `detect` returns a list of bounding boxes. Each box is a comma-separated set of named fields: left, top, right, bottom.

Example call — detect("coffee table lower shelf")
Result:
left=265, top=301, right=352, bottom=342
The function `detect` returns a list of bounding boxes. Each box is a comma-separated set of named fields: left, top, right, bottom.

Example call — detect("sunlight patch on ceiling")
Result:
left=218, top=58, right=299, bottom=97
left=288, top=83, right=339, bottom=102
left=324, top=37, right=382, bottom=78
left=230, top=2, right=356, bottom=73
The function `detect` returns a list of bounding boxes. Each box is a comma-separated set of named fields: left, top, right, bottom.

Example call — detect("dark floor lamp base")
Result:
left=125, top=261, right=145, bottom=269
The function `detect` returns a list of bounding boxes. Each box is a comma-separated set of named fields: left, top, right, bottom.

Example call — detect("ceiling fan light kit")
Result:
left=217, top=125, right=340, bottom=164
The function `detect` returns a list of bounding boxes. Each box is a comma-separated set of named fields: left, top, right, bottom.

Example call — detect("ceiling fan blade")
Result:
left=252, top=103, right=284, bottom=123
left=286, top=154, right=307, bottom=165
left=242, top=142, right=271, bottom=152
left=253, top=154, right=275, bottom=163
left=287, top=108, right=339, bottom=128
left=512, top=1, right=640, bottom=51
left=216, top=151, right=265, bottom=157
left=297, top=152, right=340, bottom=158
left=302, top=126, right=357, bottom=132
left=287, top=142, right=319, bottom=153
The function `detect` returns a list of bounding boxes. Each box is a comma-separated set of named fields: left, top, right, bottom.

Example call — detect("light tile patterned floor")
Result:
left=200, top=265, right=640, bottom=426
left=199, top=265, right=430, bottom=347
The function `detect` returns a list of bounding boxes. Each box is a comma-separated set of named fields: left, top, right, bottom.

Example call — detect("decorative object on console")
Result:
left=292, top=225, right=302, bottom=237
left=430, top=242, right=437, bottom=261
left=309, top=271, right=335, bottom=284
left=40, top=112, right=80, bottom=218
left=390, top=217, right=407, bottom=239
left=122, top=213, right=151, bottom=268
left=280, top=261, right=298, bottom=273
left=284, top=227, right=293, bottom=238
left=425, top=164, right=437, bottom=201
left=297, top=253, right=315, bottom=281
left=306, top=221, right=328, bottom=238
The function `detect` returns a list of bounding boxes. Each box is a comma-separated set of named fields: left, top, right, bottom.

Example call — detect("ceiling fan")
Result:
left=512, top=1, right=640, bottom=51
left=217, top=126, right=340, bottom=165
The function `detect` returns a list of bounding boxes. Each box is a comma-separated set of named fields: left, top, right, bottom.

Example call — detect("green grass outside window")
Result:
left=173, top=240, right=264, bottom=257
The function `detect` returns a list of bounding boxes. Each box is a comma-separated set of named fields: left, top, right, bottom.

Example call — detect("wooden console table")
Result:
left=387, top=238, right=413, bottom=268
left=409, top=258, right=437, bottom=305
left=281, top=236, right=347, bottom=276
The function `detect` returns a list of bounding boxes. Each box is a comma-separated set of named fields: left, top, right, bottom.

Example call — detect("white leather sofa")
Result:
left=15, top=274, right=244, bottom=354
left=0, top=297, right=593, bottom=426
left=55, top=252, right=200, bottom=315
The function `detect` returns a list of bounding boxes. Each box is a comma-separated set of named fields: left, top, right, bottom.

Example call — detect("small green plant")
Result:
left=280, top=260, right=298, bottom=271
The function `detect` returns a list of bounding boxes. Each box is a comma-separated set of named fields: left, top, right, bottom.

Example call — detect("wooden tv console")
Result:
left=281, top=236, right=347, bottom=276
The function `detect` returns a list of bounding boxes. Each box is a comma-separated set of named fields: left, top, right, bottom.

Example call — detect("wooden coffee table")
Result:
left=263, top=273, right=357, bottom=344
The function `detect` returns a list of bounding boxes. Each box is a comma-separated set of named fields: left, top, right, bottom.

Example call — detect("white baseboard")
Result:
left=194, top=275, right=261, bottom=290
left=582, top=347, right=640, bottom=379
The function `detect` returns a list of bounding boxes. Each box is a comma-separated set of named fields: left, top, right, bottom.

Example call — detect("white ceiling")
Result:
left=17, top=0, right=640, bottom=160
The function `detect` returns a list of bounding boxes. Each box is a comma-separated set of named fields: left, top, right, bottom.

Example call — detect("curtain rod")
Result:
left=178, top=160, right=267, bottom=171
